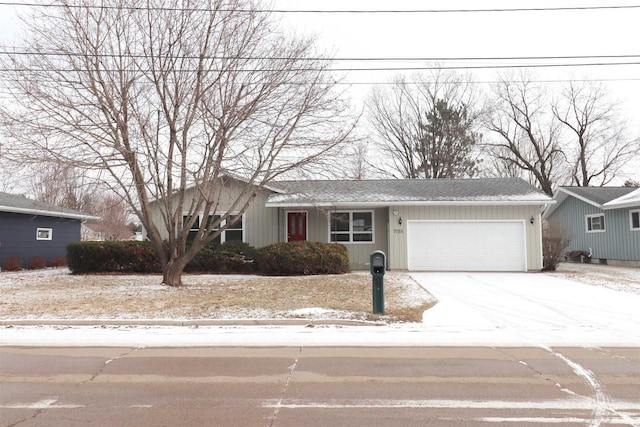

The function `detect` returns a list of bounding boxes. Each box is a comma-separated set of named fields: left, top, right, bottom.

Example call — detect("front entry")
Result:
left=287, top=212, right=307, bottom=242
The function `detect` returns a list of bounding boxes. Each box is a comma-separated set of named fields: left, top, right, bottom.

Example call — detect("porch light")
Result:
left=530, top=216, right=535, bottom=224
left=398, top=216, right=403, bottom=225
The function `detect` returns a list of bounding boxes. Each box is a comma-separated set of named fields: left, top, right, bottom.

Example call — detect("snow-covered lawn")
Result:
left=553, top=261, right=640, bottom=295
left=0, top=268, right=434, bottom=323
left=1, top=262, right=639, bottom=347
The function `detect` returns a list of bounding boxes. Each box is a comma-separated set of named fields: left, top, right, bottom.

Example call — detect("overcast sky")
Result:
left=1, top=0, right=639, bottom=181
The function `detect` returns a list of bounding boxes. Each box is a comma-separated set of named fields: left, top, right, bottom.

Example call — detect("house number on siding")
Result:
left=393, top=229, right=404, bottom=234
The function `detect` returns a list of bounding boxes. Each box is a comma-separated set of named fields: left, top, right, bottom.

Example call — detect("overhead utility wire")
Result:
left=5, top=61, right=640, bottom=73
left=0, top=2, right=639, bottom=13
left=2, top=49, right=640, bottom=62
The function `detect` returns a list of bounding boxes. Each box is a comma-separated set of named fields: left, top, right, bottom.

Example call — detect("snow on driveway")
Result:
left=2, top=272, right=640, bottom=347
left=415, top=272, right=640, bottom=347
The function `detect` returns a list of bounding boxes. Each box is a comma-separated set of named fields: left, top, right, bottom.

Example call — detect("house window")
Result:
left=183, top=213, right=244, bottom=243
left=36, top=228, right=53, bottom=240
left=330, top=211, right=374, bottom=243
left=631, top=210, right=640, bottom=231
left=586, top=214, right=605, bottom=232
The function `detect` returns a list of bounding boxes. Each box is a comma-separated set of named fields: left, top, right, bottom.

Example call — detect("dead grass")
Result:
left=0, top=269, right=435, bottom=323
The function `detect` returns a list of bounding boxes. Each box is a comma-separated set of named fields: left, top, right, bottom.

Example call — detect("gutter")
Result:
left=265, top=200, right=555, bottom=209
left=0, top=205, right=100, bottom=221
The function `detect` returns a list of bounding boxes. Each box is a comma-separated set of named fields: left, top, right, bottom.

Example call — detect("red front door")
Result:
left=287, top=212, right=307, bottom=242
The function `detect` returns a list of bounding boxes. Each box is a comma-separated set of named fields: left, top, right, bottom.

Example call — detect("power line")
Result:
left=4, top=61, right=639, bottom=73
left=0, top=2, right=639, bottom=13
left=2, top=48, right=640, bottom=63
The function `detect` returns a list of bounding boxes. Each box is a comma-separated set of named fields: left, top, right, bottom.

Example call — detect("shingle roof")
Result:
left=603, top=187, right=640, bottom=209
left=0, top=192, right=98, bottom=220
left=558, top=186, right=636, bottom=205
left=544, top=186, right=640, bottom=219
left=266, top=178, right=552, bottom=207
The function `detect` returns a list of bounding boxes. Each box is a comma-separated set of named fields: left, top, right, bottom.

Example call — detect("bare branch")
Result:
left=0, top=0, right=354, bottom=285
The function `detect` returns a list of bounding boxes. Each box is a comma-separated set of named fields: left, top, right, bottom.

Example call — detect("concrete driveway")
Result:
left=411, top=272, right=640, bottom=347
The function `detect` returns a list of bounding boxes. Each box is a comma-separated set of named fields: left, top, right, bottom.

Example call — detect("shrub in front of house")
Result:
left=542, top=220, right=572, bottom=271
left=255, top=241, right=350, bottom=275
left=27, top=256, right=46, bottom=270
left=186, top=241, right=259, bottom=273
left=49, top=256, right=68, bottom=267
left=2, top=255, right=22, bottom=271
left=67, top=240, right=348, bottom=275
left=67, top=241, right=161, bottom=273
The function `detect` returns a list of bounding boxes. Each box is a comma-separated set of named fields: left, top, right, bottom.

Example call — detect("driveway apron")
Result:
left=411, top=272, right=640, bottom=346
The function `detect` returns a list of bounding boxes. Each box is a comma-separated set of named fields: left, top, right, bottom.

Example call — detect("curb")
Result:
left=0, top=319, right=386, bottom=327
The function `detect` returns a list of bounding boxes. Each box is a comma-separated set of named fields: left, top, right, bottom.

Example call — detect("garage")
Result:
left=407, top=220, right=527, bottom=271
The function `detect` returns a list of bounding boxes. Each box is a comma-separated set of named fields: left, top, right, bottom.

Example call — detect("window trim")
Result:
left=182, top=212, right=245, bottom=243
left=630, top=209, right=640, bottom=231
left=36, top=228, right=53, bottom=241
left=328, top=210, right=375, bottom=244
left=585, top=213, right=606, bottom=233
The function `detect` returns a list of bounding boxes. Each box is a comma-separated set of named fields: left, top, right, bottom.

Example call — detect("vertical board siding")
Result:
left=389, top=205, right=543, bottom=271
left=245, top=191, right=278, bottom=248
left=0, top=212, right=81, bottom=266
left=149, top=182, right=278, bottom=247
left=549, top=197, right=640, bottom=261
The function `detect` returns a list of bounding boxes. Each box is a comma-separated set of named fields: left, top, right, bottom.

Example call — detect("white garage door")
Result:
left=407, top=221, right=526, bottom=271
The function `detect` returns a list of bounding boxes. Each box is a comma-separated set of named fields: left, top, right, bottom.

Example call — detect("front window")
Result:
left=183, top=213, right=244, bottom=243
left=36, top=228, right=52, bottom=240
left=586, top=214, right=605, bottom=232
left=631, top=210, right=640, bottom=231
left=225, top=215, right=244, bottom=242
left=330, top=211, right=373, bottom=243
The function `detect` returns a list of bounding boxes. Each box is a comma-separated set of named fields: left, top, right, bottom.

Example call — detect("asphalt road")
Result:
left=1, top=346, right=639, bottom=427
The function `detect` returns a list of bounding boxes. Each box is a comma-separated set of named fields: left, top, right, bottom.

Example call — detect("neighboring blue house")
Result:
left=0, top=192, right=98, bottom=268
left=544, top=186, right=640, bottom=267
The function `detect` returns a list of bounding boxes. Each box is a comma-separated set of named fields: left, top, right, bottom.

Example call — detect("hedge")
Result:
left=254, top=241, right=349, bottom=275
left=185, top=241, right=258, bottom=273
left=67, top=241, right=161, bottom=273
left=67, top=240, right=349, bottom=275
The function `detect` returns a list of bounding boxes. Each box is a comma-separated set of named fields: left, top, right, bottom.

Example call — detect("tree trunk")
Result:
left=162, top=259, right=188, bottom=287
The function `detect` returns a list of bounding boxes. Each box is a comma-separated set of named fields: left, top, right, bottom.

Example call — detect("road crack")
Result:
left=495, top=347, right=579, bottom=397
left=269, top=346, right=302, bottom=427
left=81, top=347, right=142, bottom=385
left=7, top=347, right=142, bottom=427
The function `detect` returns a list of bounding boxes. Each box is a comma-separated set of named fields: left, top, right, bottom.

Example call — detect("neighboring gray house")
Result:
left=149, top=177, right=553, bottom=272
left=0, top=192, right=98, bottom=267
left=544, top=186, right=640, bottom=267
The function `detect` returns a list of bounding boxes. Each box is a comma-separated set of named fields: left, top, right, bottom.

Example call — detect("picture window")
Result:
left=330, top=211, right=374, bottom=243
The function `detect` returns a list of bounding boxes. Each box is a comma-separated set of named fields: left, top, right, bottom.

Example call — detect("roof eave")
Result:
left=265, top=200, right=555, bottom=208
left=0, top=205, right=100, bottom=221
left=603, top=201, right=640, bottom=210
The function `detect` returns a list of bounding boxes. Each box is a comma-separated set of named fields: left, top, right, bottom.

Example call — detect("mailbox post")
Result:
left=369, top=250, right=386, bottom=314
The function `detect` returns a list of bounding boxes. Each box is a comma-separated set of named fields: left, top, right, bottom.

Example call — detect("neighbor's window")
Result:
left=631, top=210, right=640, bottom=231
left=36, top=228, right=52, bottom=241
left=330, top=211, right=373, bottom=243
left=183, top=213, right=244, bottom=243
left=586, top=214, right=605, bottom=232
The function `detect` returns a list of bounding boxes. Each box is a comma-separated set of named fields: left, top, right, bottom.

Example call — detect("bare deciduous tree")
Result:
left=484, top=76, right=565, bottom=196
left=485, top=74, right=639, bottom=194
left=28, top=162, right=98, bottom=212
left=0, top=0, right=353, bottom=285
left=552, top=81, right=639, bottom=187
left=88, top=192, right=132, bottom=241
left=366, top=70, right=482, bottom=179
